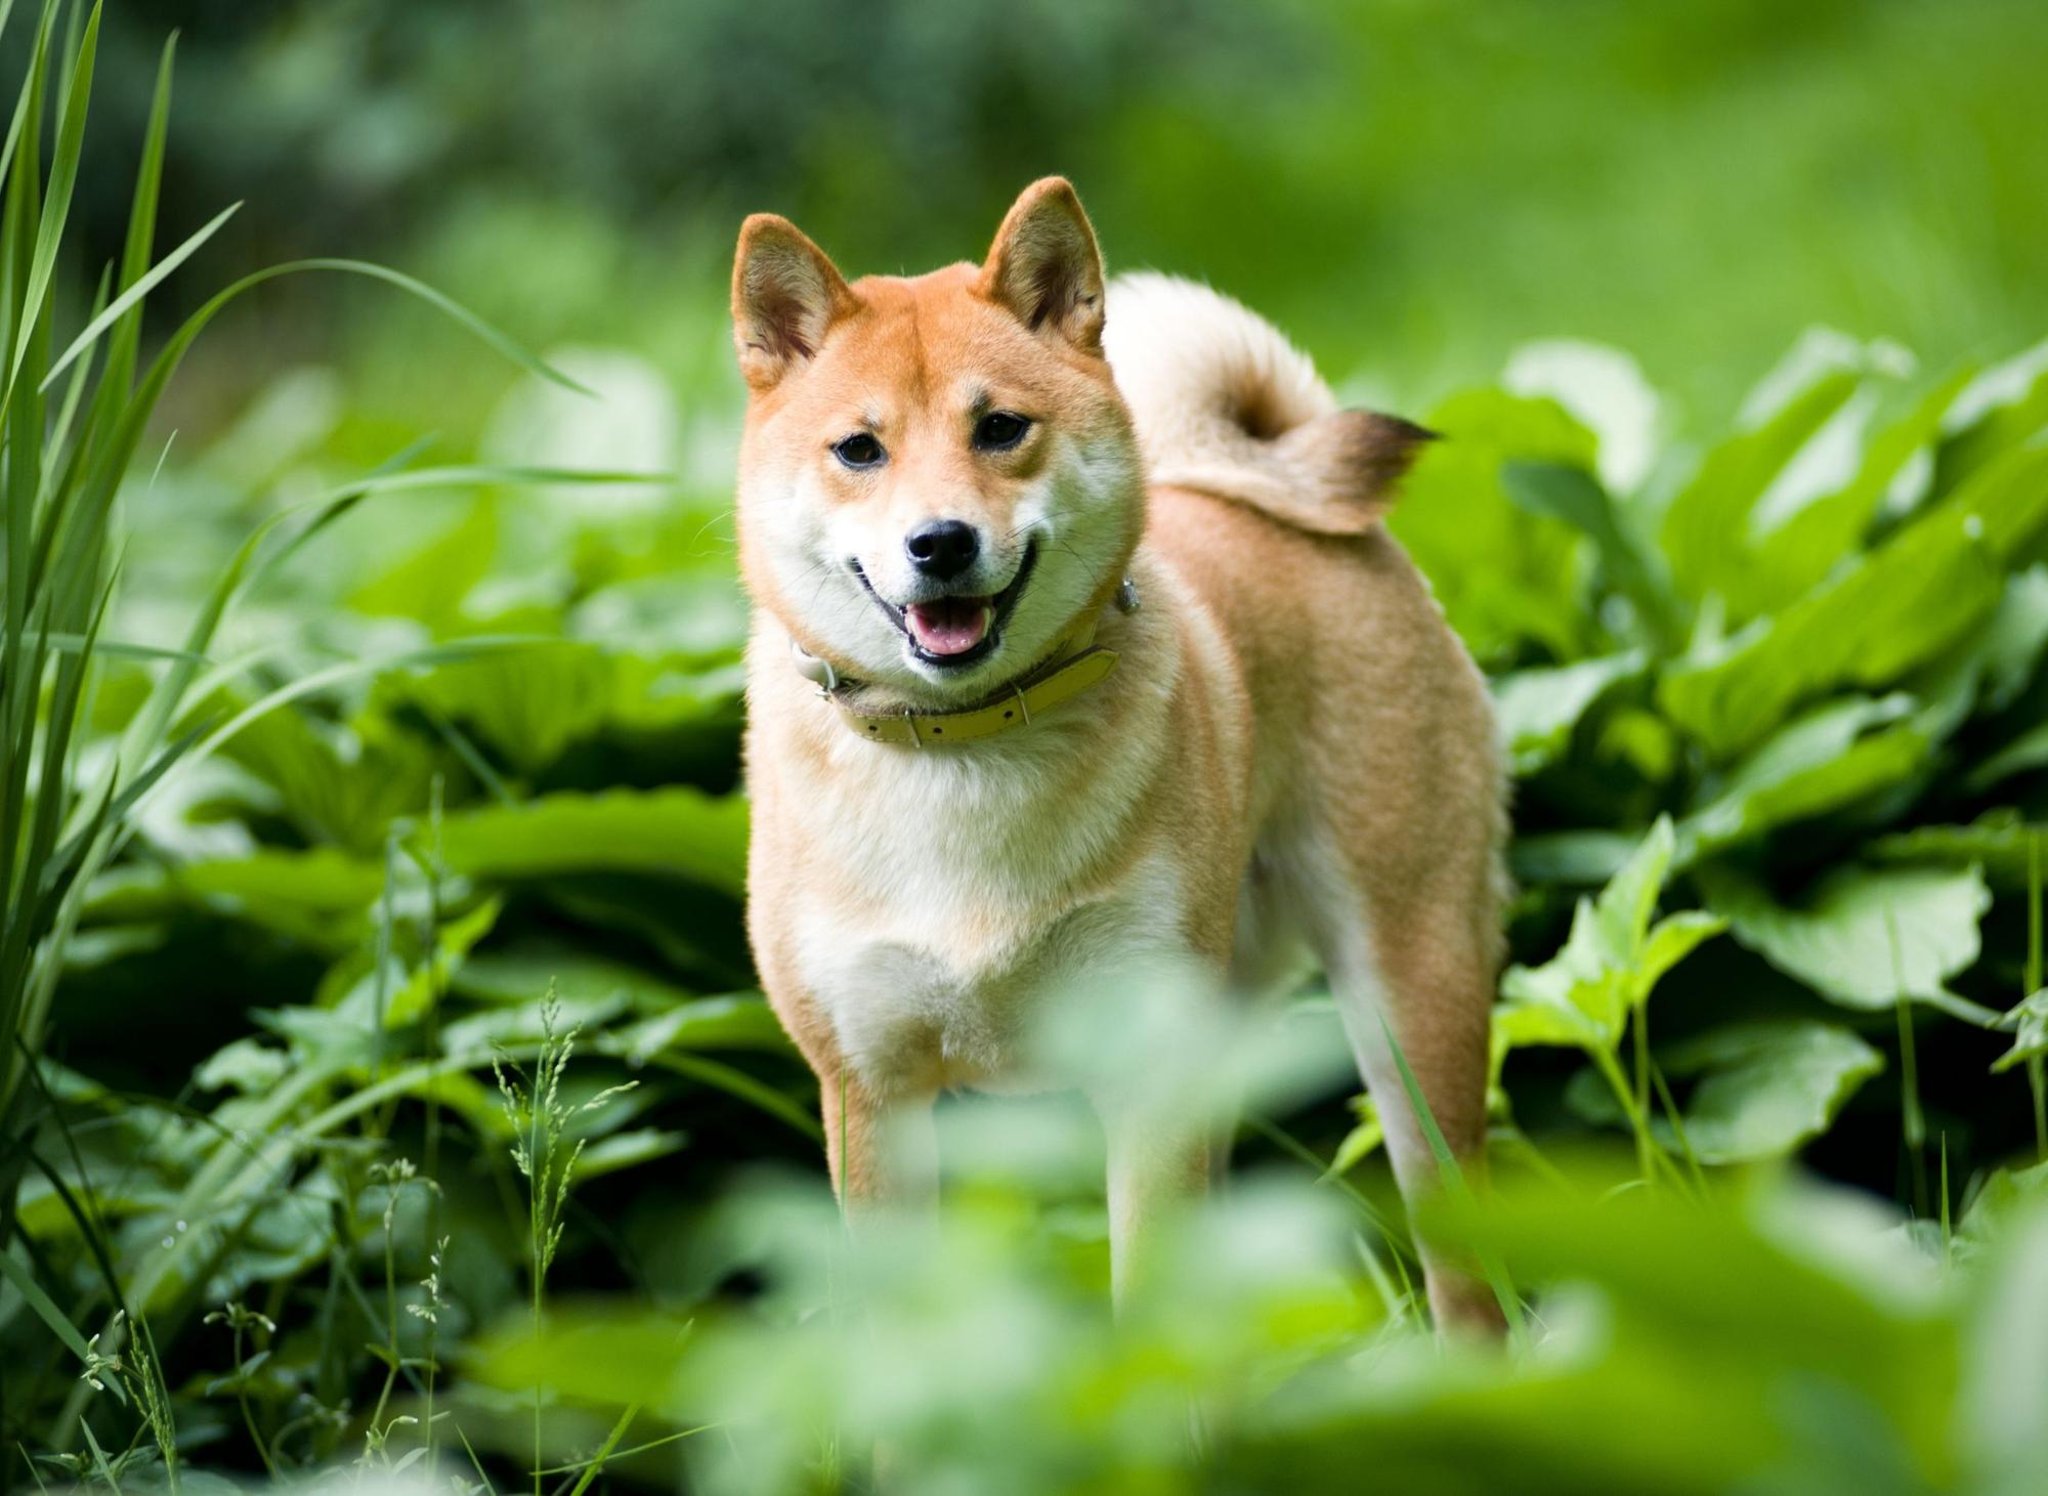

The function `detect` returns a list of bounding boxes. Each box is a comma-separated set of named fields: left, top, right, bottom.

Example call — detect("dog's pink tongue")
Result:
left=905, top=596, right=993, bottom=656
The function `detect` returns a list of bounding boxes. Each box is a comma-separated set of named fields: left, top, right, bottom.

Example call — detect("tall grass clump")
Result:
left=0, top=3, right=659, bottom=1487
left=494, top=992, right=637, bottom=1494
left=0, top=0, right=567, bottom=1178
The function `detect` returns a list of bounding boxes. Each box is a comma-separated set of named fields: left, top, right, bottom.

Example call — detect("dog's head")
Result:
left=729, top=179, right=1143, bottom=699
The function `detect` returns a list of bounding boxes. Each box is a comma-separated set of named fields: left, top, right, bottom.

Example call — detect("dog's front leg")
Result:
left=818, top=1067, right=938, bottom=1216
left=1099, top=1098, right=1210, bottom=1306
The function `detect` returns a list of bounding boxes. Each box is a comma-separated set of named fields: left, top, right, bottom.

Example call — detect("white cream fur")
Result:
left=1104, top=271, right=1337, bottom=490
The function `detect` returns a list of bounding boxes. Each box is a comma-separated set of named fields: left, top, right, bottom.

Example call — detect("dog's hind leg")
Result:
left=1289, top=824, right=1506, bottom=1335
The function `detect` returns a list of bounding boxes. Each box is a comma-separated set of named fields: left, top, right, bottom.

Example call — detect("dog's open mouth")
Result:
left=856, top=541, right=1038, bottom=669
left=904, top=596, right=994, bottom=658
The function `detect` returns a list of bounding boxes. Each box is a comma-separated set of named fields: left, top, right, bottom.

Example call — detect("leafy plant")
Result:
left=6, top=5, right=2048, bottom=1488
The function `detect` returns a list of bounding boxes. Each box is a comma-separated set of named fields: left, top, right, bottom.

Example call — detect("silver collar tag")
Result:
left=790, top=641, right=842, bottom=694
left=1114, top=576, right=1141, bottom=614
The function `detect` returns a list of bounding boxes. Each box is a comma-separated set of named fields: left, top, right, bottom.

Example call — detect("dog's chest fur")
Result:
left=761, top=628, right=1197, bottom=1095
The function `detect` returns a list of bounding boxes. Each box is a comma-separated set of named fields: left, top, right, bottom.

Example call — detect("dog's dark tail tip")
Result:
left=1270, top=408, right=1437, bottom=529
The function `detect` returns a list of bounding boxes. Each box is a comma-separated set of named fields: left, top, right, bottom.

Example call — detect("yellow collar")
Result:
left=793, top=594, right=1129, bottom=747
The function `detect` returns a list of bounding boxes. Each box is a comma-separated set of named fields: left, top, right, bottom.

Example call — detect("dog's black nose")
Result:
left=905, top=519, right=979, bottom=580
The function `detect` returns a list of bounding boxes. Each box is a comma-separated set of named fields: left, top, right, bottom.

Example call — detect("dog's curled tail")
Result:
left=1101, top=272, right=1431, bottom=534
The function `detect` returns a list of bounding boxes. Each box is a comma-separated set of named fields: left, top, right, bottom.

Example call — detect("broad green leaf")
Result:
left=1868, top=812, right=2048, bottom=890
left=544, top=875, right=752, bottom=988
left=1325, top=1092, right=1384, bottom=1176
left=1972, top=566, right=2048, bottom=714
left=454, top=946, right=695, bottom=1012
left=1957, top=1161, right=2048, bottom=1261
left=1386, top=389, right=1593, bottom=665
left=1944, top=337, right=2048, bottom=436
left=177, top=845, right=385, bottom=945
left=1502, top=338, right=1660, bottom=493
left=193, top=1036, right=290, bottom=1094
left=572, top=1128, right=689, bottom=1182
left=1493, top=998, right=1601, bottom=1052
left=1737, top=327, right=1912, bottom=426
left=381, top=642, right=616, bottom=774
left=213, top=697, right=436, bottom=853
left=1962, top=1190, right=2048, bottom=1493
left=1992, top=989, right=2048, bottom=1075
left=1968, top=721, right=2048, bottom=797
left=1659, top=365, right=1860, bottom=612
left=1678, top=695, right=1927, bottom=863
left=1491, top=649, right=1645, bottom=776
left=331, top=895, right=502, bottom=1028
left=439, top=991, right=632, bottom=1054
left=1701, top=863, right=1994, bottom=1020
left=1636, top=910, right=1729, bottom=994
left=1416, top=1175, right=1956, bottom=1480
left=348, top=493, right=498, bottom=628
left=1503, top=465, right=1676, bottom=646
left=1661, top=1020, right=1883, bottom=1164
left=609, top=995, right=792, bottom=1060
left=1564, top=1019, right=1883, bottom=1163
left=470, top=1310, right=697, bottom=1415
left=1660, top=443, right=2048, bottom=757
left=1909, top=565, right=2048, bottom=749
left=568, top=572, right=750, bottom=661
left=437, top=787, right=748, bottom=896
left=1939, top=342, right=2048, bottom=495
left=1508, top=829, right=1641, bottom=889
left=1499, top=818, right=1724, bottom=1051
left=1725, top=368, right=1973, bottom=622
left=376, top=644, right=741, bottom=777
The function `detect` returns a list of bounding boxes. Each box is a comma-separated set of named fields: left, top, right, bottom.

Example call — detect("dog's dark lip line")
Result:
left=850, top=540, right=1039, bottom=670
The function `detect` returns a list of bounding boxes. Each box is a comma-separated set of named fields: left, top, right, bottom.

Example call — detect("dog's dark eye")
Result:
left=973, top=411, right=1031, bottom=451
left=833, top=433, right=885, bottom=469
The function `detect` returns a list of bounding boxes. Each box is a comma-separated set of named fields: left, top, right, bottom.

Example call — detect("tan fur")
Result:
left=732, top=180, right=1506, bottom=1332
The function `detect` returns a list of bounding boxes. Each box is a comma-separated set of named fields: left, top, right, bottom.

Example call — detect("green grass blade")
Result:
left=0, top=1, right=97, bottom=410
left=35, top=723, right=205, bottom=919
left=605, top=1052, right=820, bottom=1143
left=1243, top=1111, right=1413, bottom=1273
left=534, top=1426, right=712, bottom=1481
left=2029, top=831, right=2045, bottom=1158
left=562, top=1404, right=637, bottom=1496
left=119, top=35, right=175, bottom=289
left=126, top=637, right=554, bottom=823
left=1376, top=1013, right=1528, bottom=1339
left=40, top=201, right=238, bottom=391
left=0, top=1237, right=92, bottom=1362
left=40, top=260, right=104, bottom=478
left=44, top=261, right=601, bottom=629
left=102, top=453, right=642, bottom=796
left=284, top=258, right=595, bottom=395
left=0, top=634, right=211, bottom=665
left=1648, top=1060, right=1707, bottom=1192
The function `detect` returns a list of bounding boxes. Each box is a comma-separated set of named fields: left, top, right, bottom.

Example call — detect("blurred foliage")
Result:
left=9, top=2, right=2048, bottom=1493
left=36, top=0, right=2047, bottom=432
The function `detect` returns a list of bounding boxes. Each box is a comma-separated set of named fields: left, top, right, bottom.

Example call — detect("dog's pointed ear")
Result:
left=979, top=178, right=1105, bottom=355
left=732, top=214, right=856, bottom=390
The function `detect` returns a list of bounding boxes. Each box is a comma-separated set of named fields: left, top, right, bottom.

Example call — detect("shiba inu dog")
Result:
left=731, top=179, right=1506, bottom=1332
